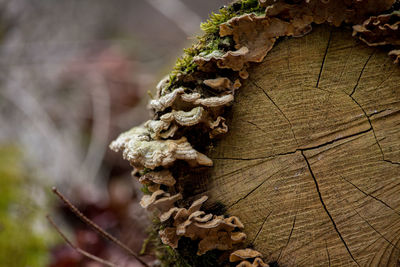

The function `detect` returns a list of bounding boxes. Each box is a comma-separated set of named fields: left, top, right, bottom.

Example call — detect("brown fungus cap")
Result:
left=236, top=258, right=270, bottom=267
left=352, top=11, right=400, bottom=46
left=159, top=227, right=180, bottom=248
left=218, top=14, right=296, bottom=70
left=149, top=87, right=185, bottom=111
left=266, top=0, right=395, bottom=27
left=149, top=85, right=234, bottom=114
left=196, top=10, right=316, bottom=73
left=140, top=190, right=182, bottom=214
left=139, top=169, right=176, bottom=187
left=157, top=106, right=229, bottom=139
left=155, top=195, right=248, bottom=255
left=230, top=249, right=263, bottom=262
left=204, top=77, right=234, bottom=91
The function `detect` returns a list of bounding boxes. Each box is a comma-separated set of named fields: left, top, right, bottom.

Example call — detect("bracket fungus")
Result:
left=110, top=126, right=212, bottom=170
left=353, top=11, right=400, bottom=63
left=219, top=14, right=301, bottom=68
left=110, top=0, right=400, bottom=265
left=138, top=170, right=176, bottom=192
left=352, top=11, right=400, bottom=46
left=264, top=0, right=395, bottom=26
left=158, top=195, right=247, bottom=256
left=139, top=190, right=182, bottom=215
left=230, top=249, right=269, bottom=267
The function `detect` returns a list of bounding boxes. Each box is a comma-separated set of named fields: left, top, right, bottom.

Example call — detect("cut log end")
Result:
left=202, top=25, right=400, bottom=266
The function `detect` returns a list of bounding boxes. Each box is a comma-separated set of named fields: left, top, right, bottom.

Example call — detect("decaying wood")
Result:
left=205, top=24, right=400, bottom=266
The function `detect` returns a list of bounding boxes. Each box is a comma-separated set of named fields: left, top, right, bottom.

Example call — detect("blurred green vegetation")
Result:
left=0, top=146, right=54, bottom=267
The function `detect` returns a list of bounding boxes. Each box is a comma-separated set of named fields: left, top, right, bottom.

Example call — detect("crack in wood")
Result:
left=301, top=151, right=360, bottom=266
left=350, top=50, right=375, bottom=96
left=228, top=167, right=284, bottom=209
left=387, top=232, right=400, bottom=266
left=277, top=214, right=297, bottom=263
left=316, top=29, right=333, bottom=88
left=325, top=240, right=331, bottom=267
left=210, top=160, right=270, bottom=182
left=245, top=120, right=270, bottom=135
left=348, top=94, right=400, bottom=165
left=213, top=127, right=372, bottom=161
left=373, top=69, right=396, bottom=92
left=351, top=205, right=400, bottom=251
left=250, top=79, right=299, bottom=145
left=368, top=109, right=390, bottom=118
left=252, top=210, right=273, bottom=245
left=338, top=174, right=400, bottom=218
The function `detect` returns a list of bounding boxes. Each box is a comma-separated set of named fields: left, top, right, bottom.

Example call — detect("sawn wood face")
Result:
left=205, top=25, right=400, bottom=267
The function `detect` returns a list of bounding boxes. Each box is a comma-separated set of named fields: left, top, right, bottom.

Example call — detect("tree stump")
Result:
left=205, top=24, right=400, bottom=266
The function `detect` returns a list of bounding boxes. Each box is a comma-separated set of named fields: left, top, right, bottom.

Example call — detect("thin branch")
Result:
left=46, top=215, right=119, bottom=267
left=52, top=187, right=151, bottom=267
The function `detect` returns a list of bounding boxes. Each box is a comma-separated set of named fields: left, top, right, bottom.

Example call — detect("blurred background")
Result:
left=0, top=0, right=227, bottom=266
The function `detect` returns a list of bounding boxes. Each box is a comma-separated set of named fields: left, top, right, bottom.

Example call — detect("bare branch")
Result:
left=46, top=215, right=119, bottom=267
left=52, top=187, right=151, bottom=267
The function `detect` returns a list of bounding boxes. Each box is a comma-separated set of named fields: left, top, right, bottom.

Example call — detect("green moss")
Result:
left=0, top=146, right=54, bottom=267
left=140, top=184, right=152, bottom=195
left=200, top=7, right=237, bottom=35
left=165, top=0, right=265, bottom=94
left=200, top=0, right=262, bottom=35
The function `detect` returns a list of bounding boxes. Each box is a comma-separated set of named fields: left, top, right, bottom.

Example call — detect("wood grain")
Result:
left=204, top=25, right=400, bottom=266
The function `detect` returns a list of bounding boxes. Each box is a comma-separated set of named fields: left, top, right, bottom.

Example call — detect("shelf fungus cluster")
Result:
left=110, top=0, right=399, bottom=265
left=353, top=11, right=400, bottom=63
left=154, top=195, right=247, bottom=255
left=230, top=249, right=270, bottom=267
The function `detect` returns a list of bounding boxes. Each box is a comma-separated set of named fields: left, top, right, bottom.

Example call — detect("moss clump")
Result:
left=0, top=146, right=53, bottom=267
left=140, top=184, right=152, bottom=195
left=200, top=0, right=262, bottom=35
left=166, top=0, right=265, bottom=93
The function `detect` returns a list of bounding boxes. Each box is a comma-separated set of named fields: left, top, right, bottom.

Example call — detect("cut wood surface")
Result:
left=204, top=24, right=400, bottom=266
